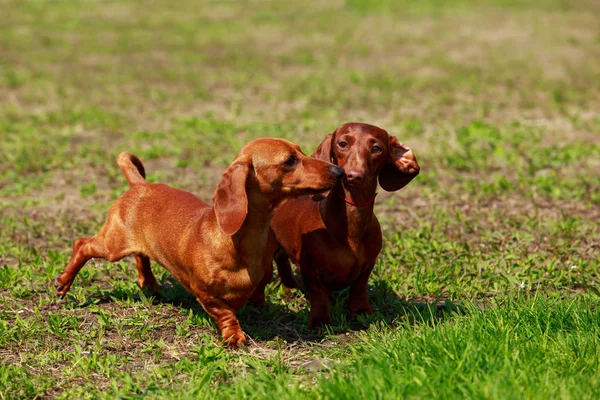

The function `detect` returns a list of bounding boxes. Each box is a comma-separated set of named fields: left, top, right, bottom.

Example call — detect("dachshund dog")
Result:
left=271, top=123, right=420, bottom=329
left=54, top=138, right=344, bottom=347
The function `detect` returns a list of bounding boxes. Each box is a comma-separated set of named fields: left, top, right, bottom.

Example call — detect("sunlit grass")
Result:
left=1, top=0, right=599, bottom=398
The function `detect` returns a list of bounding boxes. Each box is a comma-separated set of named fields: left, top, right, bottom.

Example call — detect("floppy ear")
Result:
left=378, top=135, right=420, bottom=192
left=311, top=132, right=335, bottom=162
left=310, top=132, right=336, bottom=201
left=212, top=162, right=250, bottom=236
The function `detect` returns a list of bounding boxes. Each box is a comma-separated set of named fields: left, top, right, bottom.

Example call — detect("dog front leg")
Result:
left=196, top=294, right=247, bottom=348
left=348, top=262, right=375, bottom=318
left=301, top=262, right=332, bottom=330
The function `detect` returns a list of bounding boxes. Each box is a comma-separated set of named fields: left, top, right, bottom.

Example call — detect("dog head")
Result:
left=213, top=138, right=343, bottom=235
left=312, top=122, right=419, bottom=193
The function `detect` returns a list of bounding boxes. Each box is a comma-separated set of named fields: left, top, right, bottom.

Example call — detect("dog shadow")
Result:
left=75, top=275, right=467, bottom=346
left=242, top=278, right=468, bottom=344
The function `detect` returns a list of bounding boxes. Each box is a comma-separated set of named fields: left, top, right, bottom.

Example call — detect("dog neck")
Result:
left=320, top=182, right=376, bottom=249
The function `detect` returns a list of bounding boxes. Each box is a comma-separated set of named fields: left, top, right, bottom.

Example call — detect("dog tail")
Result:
left=117, top=152, right=146, bottom=186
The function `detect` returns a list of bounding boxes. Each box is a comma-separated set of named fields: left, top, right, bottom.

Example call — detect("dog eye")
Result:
left=371, top=145, right=383, bottom=154
left=337, top=141, right=348, bottom=149
left=283, top=156, right=298, bottom=167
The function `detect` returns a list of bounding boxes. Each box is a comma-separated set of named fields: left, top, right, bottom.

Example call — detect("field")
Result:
left=1, top=0, right=599, bottom=398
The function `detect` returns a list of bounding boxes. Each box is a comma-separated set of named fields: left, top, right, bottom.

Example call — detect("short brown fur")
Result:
left=271, top=123, right=419, bottom=329
left=54, top=138, right=343, bottom=347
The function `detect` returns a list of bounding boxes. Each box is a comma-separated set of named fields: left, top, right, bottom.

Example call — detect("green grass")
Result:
left=1, top=0, right=599, bottom=398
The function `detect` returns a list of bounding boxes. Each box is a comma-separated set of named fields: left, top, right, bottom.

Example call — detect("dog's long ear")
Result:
left=311, top=132, right=335, bottom=162
left=378, top=135, right=420, bottom=192
left=213, top=162, right=251, bottom=236
left=310, top=132, right=336, bottom=201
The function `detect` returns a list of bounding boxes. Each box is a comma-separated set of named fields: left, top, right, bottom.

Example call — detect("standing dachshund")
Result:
left=271, top=123, right=420, bottom=329
left=54, top=138, right=343, bottom=347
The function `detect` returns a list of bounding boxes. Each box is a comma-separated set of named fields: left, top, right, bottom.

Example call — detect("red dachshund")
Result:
left=54, top=138, right=343, bottom=347
left=271, top=123, right=420, bottom=329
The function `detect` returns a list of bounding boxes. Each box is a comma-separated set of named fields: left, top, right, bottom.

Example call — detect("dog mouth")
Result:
left=343, top=180, right=370, bottom=190
left=303, top=186, right=333, bottom=194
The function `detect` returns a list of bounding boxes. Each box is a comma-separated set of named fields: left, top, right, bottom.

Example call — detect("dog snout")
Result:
left=330, top=165, right=344, bottom=180
left=345, top=168, right=364, bottom=185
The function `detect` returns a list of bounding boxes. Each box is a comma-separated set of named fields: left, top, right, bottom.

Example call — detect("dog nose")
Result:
left=330, top=165, right=344, bottom=179
left=346, top=169, right=364, bottom=184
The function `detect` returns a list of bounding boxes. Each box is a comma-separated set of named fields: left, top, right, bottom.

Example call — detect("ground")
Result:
left=0, top=0, right=599, bottom=398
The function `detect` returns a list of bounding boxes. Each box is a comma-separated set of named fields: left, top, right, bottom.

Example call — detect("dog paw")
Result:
left=307, top=313, right=332, bottom=330
left=140, top=281, right=162, bottom=297
left=222, top=330, right=247, bottom=348
left=348, top=298, right=373, bottom=318
left=53, top=274, right=68, bottom=297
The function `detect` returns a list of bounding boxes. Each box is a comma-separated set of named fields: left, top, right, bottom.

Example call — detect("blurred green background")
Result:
left=1, top=1, right=599, bottom=398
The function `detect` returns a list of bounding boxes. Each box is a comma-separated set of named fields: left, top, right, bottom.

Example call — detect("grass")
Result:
left=1, top=0, right=599, bottom=398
